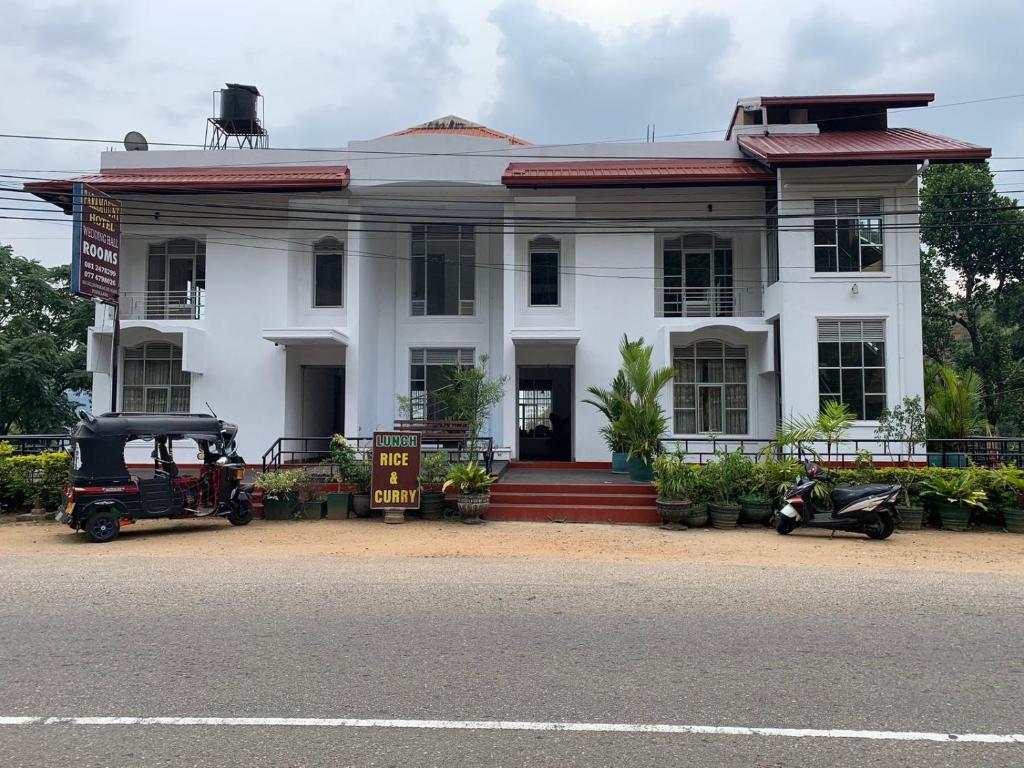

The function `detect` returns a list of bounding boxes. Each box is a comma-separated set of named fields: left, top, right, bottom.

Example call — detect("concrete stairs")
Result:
left=487, top=470, right=659, bottom=525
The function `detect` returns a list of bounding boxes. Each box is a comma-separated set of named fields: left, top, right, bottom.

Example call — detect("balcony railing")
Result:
left=661, top=286, right=759, bottom=318
left=119, top=290, right=205, bottom=320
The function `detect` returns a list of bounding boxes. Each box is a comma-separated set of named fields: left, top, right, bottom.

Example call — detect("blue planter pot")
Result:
left=611, top=452, right=628, bottom=474
left=626, top=456, right=654, bottom=483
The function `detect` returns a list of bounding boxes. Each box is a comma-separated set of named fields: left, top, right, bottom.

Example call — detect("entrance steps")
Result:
left=488, top=464, right=659, bottom=525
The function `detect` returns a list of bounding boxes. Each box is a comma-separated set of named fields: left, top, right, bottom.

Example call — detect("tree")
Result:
left=435, top=354, right=509, bottom=448
left=924, top=364, right=987, bottom=440
left=0, top=245, right=92, bottom=434
left=612, top=338, right=674, bottom=462
left=920, top=163, right=1024, bottom=430
left=581, top=334, right=643, bottom=454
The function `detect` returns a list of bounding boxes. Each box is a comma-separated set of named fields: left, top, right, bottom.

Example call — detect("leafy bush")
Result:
left=652, top=451, right=695, bottom=502
left=442, top=461, right=494, bottom=495
left=329, top=434, right=357, bottom=482
left=254, top=469, right=309, bottom=501
left=0, top=443, right=70, bottom=512
left=418, top=451, right=450, bottom=490
left=703, top=449, right=754, bottom=506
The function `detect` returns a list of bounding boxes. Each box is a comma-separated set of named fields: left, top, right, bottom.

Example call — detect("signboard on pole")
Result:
left=370, top=432, right=422, bottom=509
left=71, top=182, right=121, bottom=303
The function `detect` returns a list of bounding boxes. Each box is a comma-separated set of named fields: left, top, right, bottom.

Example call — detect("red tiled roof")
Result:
left=25, top=165, right=351, bottom=198
left=388, top=115, right=529, bottom=145
left=502, top=158, right=775, bottom=187
left=737, top=129, right=990, bottom=164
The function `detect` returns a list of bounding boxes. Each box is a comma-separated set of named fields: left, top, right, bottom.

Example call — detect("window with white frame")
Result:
left=813, top=198, right=884, bottom=273
left=145, top=239, right=205, bottom=319
left=817, top=319, right=887, bottom=419
left=313, top=237, right=344, bottom=307
left=408, top=348, right=475, bottom=419
left=121, top=342, right=190, bottom=413
left=411, top=224, right=475, bottom=316
left=528, top=237, right=559, bottom=306
left=673, top=341, right=748, bottom=434
left=661, top=234, right=734, bottom=317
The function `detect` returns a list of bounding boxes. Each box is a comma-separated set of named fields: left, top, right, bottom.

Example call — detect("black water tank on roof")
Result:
left=218, top=83, right=260, bottom=133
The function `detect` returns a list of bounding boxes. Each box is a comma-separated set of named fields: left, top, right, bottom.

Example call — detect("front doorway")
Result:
left=301, top=366, right=345, bottom=436
left=517, top=366, right=572, bottom=461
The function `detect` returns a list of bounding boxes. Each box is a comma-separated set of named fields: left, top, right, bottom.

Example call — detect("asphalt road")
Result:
left=1, top=550, right=1022, bottom=767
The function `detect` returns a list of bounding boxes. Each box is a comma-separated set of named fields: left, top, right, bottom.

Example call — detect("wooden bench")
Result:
left=393, top=419, right=494, bottom=472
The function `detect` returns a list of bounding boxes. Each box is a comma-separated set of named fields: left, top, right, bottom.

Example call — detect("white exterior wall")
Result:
left=82, top=134, right=928, bottom=465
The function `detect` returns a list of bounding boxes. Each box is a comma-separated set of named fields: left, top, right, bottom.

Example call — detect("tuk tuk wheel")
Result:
left=84, top=510, right=120, bottom=543
left=227, top=501, right=253, bottom=527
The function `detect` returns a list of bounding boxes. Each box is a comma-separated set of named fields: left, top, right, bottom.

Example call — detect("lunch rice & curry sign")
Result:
left=370, top=432, right=422, bottom=509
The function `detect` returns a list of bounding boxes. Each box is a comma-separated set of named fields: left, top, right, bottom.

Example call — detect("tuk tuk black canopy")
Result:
left=70, top=413, right=238, bottom=485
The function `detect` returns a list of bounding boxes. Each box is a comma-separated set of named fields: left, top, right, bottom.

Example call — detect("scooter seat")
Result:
left=831, top=484, right=898, bottom=507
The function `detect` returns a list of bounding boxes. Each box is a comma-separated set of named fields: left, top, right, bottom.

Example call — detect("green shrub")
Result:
left=0, top=443, right=70, bottom=512
left=652, top=451, right=695, bottom=502
left=254, top=469, right=309, bottom=501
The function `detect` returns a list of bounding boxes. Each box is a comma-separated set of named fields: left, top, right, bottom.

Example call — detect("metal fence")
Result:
left=0, top=434, right=72, bottom=455
left=260, top=435, right=495, bottom=473
left=656, top=436, right=1024, bottom=468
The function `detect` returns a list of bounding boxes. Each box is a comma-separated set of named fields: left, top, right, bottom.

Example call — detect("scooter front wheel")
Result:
left=776, top=515, right=797, bottom=535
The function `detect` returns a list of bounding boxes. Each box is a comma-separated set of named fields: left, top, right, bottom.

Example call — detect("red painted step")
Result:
left=490, top=492, right=656, bottom=506
left=493, top=483, right=656, bottom=496
left=486, top=503, right=660, bottom=525
left=510, top=461, right=613, bottom=470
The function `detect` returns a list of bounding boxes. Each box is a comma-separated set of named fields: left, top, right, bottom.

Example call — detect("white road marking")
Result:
left=0, top=716, right=1022, bottom=743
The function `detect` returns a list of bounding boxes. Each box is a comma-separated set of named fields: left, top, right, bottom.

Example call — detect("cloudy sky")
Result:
left=2, top=0, right=1023, bottom=266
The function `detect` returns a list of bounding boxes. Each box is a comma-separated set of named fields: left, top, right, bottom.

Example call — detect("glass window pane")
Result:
left=837, top=220, right=859, bottom=271
left=314, top=251, right=344, bottom=307
left=169, top=387, right=190, bottom=413
left=864, top=367, right=886, bottom=394
left=145, top=389, right=169, bottom=413
left=725, top=409, right=747, bottom=434
left=145, top=360, right=170, bottom=386
left=123, top=359, right=144, bottom=386
left=863, top=341, right=885, bottom=367
left=864, top=395, right=886, bottom=421
left=699, top=387, right=723, bottom=432
left=530, top=251, right=559, bottom=305
left=411, top=257, right=424, bottom=303
left=724, top=359, right=746, bottom=383
left=664, top=250, right=682, bottom=277
left=171, top=361, right=189, bottom=386
left=698, top=359, right=723, bottom=383
left=861, top=246, right=883, bottom=272
left=674, top=383, right=696, bottom=409
left=814, top=246, right=837, bottom=272
left=841, top=369, right=865, bottom=418
left=813, top=221, right=836, bottom=246
left=840, top=342, right=862, bottom=367
left=818, top=342, right=840, bottom=367
left=675, top=410, right=696, bottom=434
left=122, top=387, right=144, bottom=412
left=725, top=384, right=746, bottom=408
left=819, top=369, right=840, bottom=396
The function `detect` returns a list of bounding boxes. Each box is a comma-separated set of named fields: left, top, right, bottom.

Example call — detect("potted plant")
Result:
left=418, top=451, right=450, bottom=520
left=705, top=449, right=749, bottom=529
left=652, top=451, right=693, bottom=528
left=918, top=469, right=987, bottom=531
left=925, top=366, right=987, bottom=467
left=892, top=468, right=925, bottom=530
left=301, top=491, right=326, bottom=521
left=348, top=457, right=373, bottom=518
left=738, top=460, right=773, bottom=527
left=611, top=337, right=673, bottom=483
left=326, top=434, right=357, bottom=520
left=442, top=461, right=494, bottom=524
left=993, top=466, right=1024, bottom=533
left=254, top=469, right=307, bottom=520
left=582, top=336, right=641, bottom=474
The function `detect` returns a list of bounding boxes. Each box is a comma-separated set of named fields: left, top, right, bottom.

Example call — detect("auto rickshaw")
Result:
left=57, top=412, right=254, bottom=542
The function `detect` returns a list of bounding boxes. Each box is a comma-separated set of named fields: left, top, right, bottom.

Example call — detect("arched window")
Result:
left=121, top=342, right=190, bottom=413
left=528, top=236, right=560, bottom=306
left=313, top=237, right=344, bottom=307
left=146, top=238, right=205, bottom=319
left=672, top=341, right=747, bottom=434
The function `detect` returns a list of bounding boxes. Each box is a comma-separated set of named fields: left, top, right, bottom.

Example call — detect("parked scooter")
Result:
left=776, top=460, right=899, bottom=539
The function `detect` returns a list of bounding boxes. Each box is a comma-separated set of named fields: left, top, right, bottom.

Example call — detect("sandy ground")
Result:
left=1, top=517, right=1022, bottom=574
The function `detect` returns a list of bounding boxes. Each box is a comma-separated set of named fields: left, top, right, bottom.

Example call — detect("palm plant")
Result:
left=582, top=335, right=642, bottom=454
left=613, top=338, right=674, bottom=463
left=761, top=401, right=855, bottom=464
left=925, top=365, right=987, bottom=440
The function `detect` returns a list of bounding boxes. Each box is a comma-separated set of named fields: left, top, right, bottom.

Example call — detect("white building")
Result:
left=29, top=93, right=991, bottom=466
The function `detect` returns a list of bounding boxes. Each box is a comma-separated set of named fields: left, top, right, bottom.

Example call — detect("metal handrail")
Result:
left=656, top=436, right=1024, bottom=467
left=261, top=435, right=496, bottom=472
left=119, top=290, right=205, bottom=320
left=661, top=285, right=760, bottom=318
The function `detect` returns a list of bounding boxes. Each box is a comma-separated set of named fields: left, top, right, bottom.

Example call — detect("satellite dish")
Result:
left=123, top=131, right=149, bottom=151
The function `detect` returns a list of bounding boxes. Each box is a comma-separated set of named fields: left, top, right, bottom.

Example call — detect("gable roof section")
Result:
left=502, top=158, right=775, bottom=187
left=25, top=165, right=351, bottom=209
left=388, top=115, right=530, bottom=145
left=737, top=128, right=990, bottom=165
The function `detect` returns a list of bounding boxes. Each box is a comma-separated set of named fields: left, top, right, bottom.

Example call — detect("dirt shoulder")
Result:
left=2, top=518, right=1022, bottom=574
